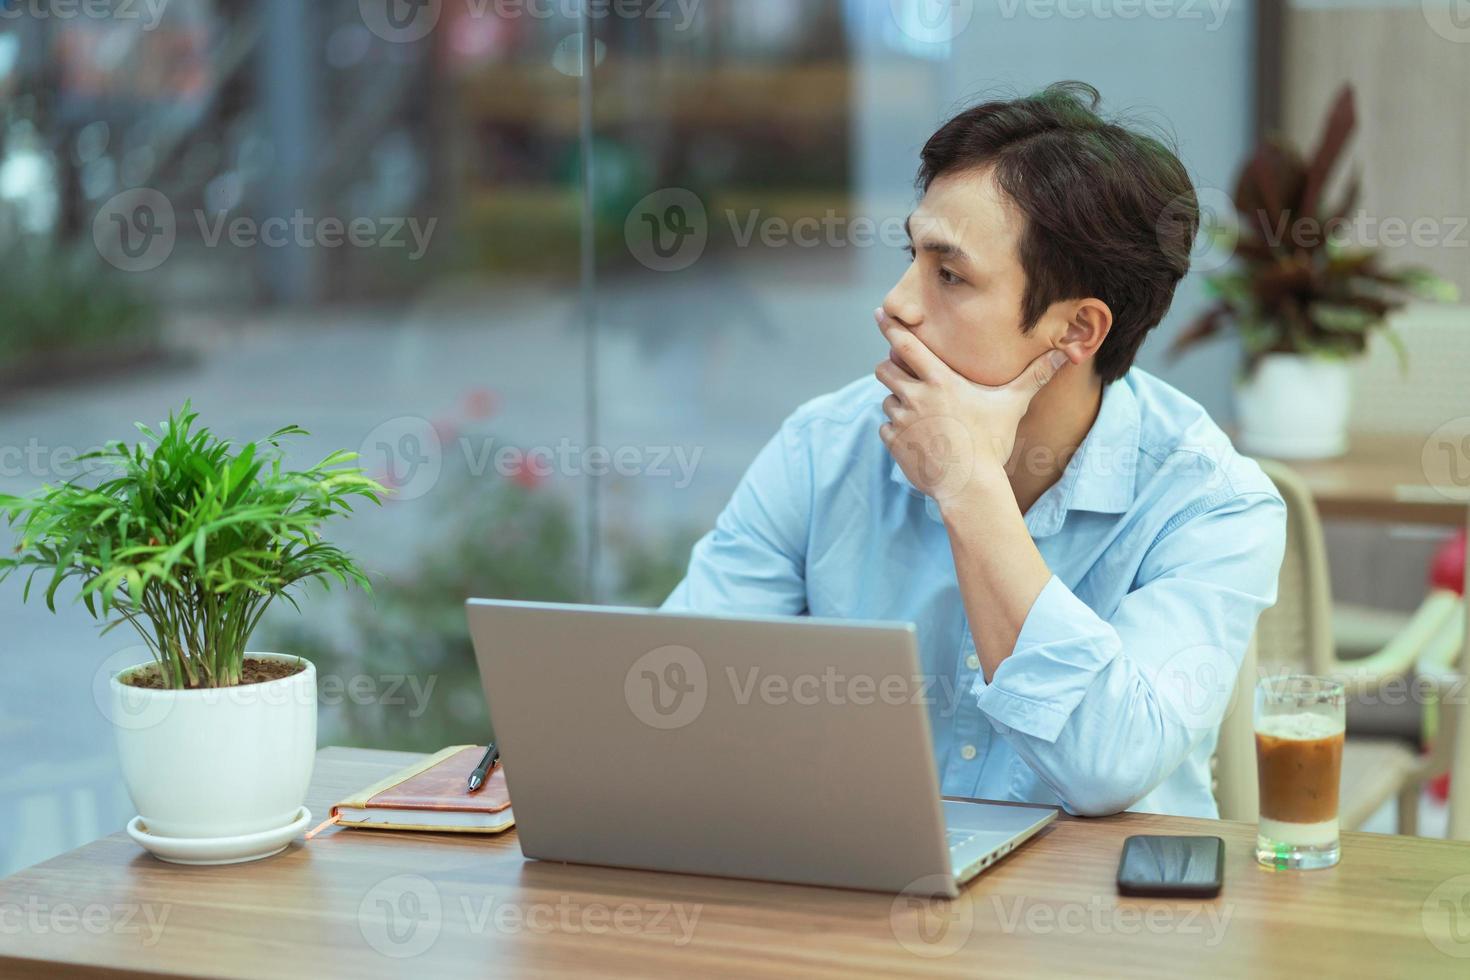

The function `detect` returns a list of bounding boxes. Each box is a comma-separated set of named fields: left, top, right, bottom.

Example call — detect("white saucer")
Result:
left=126, top=807, right=312, bottom=865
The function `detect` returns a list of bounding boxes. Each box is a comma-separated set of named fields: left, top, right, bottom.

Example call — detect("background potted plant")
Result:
left=0, top=404, right=385, bottom=864
left=1171, top=84, right=1457, bottom=459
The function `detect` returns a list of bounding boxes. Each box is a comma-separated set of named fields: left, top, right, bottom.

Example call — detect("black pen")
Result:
left=467, top=743, right=499, bottom=792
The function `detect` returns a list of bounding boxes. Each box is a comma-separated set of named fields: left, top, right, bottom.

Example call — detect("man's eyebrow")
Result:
left=904, top=215, right=971, bottom=264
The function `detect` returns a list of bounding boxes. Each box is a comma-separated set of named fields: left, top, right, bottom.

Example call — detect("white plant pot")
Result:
left=110, top=653, right=316, bottom=864
left=1235, top=354, right=1352, bottom=460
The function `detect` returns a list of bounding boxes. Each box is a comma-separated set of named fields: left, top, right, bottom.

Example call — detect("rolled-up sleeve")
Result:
left=975, top=488, right=1287, bottom=816
left=661, top=416, right=813, bottom=616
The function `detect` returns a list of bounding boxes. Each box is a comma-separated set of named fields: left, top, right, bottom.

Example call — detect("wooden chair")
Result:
left=1212, top=635, right=1258, bottom=823
left=1211, top=459, right=1464, bottom=834
left=1407, top=511, right=1470, bottom=840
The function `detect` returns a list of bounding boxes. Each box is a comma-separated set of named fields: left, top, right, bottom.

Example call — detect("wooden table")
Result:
left=1274, top=434, right=1467, bottom=526
left=2, top=747, right=1469, bottom=978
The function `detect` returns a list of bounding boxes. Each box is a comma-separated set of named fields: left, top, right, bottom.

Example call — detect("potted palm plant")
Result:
left=0, top=404, right=385, bottom=864
left=1172, top=84, right=1457, bottom=459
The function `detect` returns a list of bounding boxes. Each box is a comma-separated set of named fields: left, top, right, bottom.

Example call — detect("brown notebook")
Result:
left=308, top=745, right=514, bottom=836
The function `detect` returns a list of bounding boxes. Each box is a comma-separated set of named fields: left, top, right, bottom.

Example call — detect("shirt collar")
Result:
left=888, top=376, right=1141, bottom=535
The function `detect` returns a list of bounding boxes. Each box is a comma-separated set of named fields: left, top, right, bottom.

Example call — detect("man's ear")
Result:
left=1055, top=298, right=1113, bottom=366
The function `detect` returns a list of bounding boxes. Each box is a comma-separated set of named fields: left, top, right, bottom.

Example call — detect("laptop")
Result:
left=465, top=599, right=1056, bottom=896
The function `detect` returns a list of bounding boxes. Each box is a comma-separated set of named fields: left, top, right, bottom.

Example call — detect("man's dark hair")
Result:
left=917, top=81, right=1198, bottom=385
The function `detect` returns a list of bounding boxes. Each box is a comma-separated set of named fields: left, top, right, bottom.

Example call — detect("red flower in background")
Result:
left=507, top=452, right=544, bottom=491
left=463, top=388, right=498, bottom=421
left=1429, top=530, right=1466, bottom=595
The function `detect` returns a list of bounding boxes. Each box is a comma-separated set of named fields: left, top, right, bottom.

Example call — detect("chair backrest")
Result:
left=1213, top=633, right=1261, bottom=822
left=1252, top=458, right=1336, bottom=676
left=1212, top=458, right=1334, bottom=820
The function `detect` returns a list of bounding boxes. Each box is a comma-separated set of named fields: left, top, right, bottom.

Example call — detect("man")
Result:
left=662, top=81, right=1287, bottom=819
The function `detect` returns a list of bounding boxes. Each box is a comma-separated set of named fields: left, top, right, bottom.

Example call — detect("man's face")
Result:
left=883, top=166, right=1063, bottom=388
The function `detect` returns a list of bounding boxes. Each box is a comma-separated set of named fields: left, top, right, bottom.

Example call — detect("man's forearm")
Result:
left=939, top=465, right=1053, bottom=681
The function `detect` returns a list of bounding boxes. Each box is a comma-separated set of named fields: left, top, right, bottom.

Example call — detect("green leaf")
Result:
left=1308, top=304, right=1380, bottom=334
left=1399, top=269, right=1460, bottom=303
left=1, top=402, right=383, bottom=688
left=1382, top=327, right=1410, bottom=375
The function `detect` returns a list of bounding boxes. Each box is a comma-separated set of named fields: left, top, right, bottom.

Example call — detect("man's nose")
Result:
left=882, top=275, right=922, bottom=330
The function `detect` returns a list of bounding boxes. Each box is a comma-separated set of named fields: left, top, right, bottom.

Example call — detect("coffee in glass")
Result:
left=1254, top=674, right=1345, bottom=870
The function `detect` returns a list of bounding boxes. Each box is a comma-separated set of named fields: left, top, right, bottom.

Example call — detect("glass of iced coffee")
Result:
left=1254, top=674, right=1345, bottom=870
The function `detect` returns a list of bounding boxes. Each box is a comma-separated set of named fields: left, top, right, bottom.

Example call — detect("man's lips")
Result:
left=889, top=348, right=917, bottom=378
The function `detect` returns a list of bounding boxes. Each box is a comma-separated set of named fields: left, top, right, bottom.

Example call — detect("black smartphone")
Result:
left=1116, top=835, right=1224, bottom=898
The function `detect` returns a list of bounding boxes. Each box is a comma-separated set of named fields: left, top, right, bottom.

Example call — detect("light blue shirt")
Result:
left=663, top=369, right=1286, bottom=818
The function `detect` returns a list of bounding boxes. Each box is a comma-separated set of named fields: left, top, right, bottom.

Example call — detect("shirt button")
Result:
left=960, top=744, right=978, bottom=761
left=966, top=654, right=980, bottom=671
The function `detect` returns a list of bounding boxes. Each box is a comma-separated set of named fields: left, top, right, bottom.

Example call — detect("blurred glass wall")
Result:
left=0, top=0, right=1255, bottom=875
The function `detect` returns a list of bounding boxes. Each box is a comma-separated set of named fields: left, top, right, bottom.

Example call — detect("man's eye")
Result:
left=905, top=245, right=917, bottom=261
left=938, top=268, right=963, bottom=285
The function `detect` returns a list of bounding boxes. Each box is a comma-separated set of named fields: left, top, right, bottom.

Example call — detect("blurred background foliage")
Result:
left=0, top=245, right=160, bottom=390
left=264, top=429, right=698, bottom=752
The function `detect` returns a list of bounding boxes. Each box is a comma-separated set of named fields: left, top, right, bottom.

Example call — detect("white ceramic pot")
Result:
left=110, top=653, right=316, bottom=853
left=1235, top=354, right=1352, bottom=459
